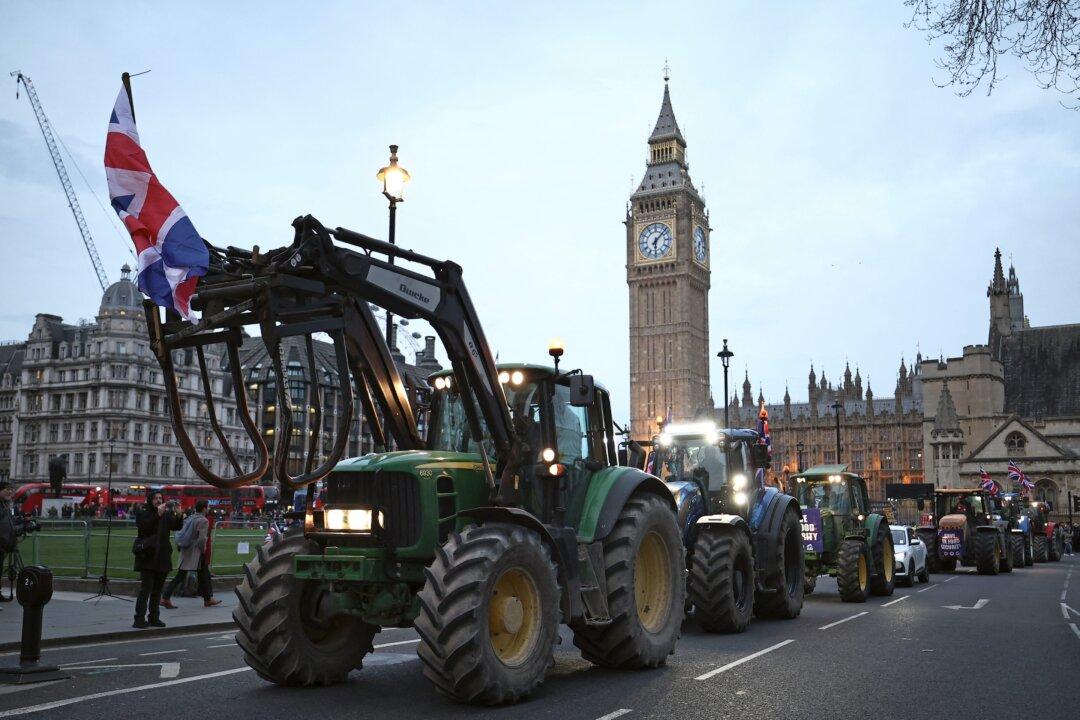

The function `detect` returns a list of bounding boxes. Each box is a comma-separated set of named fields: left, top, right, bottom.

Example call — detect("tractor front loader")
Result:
left=646, top=422, right=804, bottom=632
left=144, top=215, right=685, bottom=705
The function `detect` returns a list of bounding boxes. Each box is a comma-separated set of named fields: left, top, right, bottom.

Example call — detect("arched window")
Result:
left=1034, top=478, right=1057, bottom=506
left=1005, top=431, right=1026, bottom=455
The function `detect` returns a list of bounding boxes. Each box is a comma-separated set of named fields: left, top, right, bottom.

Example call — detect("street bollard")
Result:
left=0, top=566, right=70, bottom=684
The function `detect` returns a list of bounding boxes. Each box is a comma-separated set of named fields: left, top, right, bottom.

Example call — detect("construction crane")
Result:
left=11, top=71, right=110, bottom=291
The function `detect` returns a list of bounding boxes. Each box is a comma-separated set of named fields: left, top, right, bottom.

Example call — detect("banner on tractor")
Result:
left=938, top=529, right=963, bottom=558
left=801, top=508, right=823, bottom=552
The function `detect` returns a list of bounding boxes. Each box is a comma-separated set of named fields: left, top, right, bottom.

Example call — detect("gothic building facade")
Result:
left=726, top=358, right=925, bottom=500
left=921, top=250, right=1079, bottom=521
left=626, top=76, right=712, bottom=439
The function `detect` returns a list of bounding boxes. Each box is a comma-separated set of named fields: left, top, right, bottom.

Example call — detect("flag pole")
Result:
left=121, top=72, right=135, bottom=122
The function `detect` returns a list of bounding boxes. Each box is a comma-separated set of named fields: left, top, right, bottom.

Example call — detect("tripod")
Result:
left=84, top=438, right=130, bottom=604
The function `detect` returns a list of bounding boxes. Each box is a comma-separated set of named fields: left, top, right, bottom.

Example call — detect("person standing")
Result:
left=1064, top=523, right=1074, bottom=556
left=133, top=491, right=181, bottom=628
left=0, top=482, right=16, bottom=610
left=160, top=500, right=221, bottom=608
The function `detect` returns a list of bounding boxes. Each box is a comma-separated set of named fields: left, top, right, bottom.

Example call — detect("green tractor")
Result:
left=915, top=489, right=1014, bottom=574
left=792, top=465, right=895, bottom=602
left=145, top=216, right=685, bottom=705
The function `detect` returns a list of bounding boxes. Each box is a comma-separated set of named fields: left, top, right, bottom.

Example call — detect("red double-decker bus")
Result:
left=161, top=484, right=267, bottom=515
left=12, top=483, right=111, bottom=515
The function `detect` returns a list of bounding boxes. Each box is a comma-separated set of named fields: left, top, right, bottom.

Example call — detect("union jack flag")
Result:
left=756, top=401, right=771, bottom=488
left=979, top=467, right=1000, bottom=496
left=1008, top=460, right=1034, bottom=494
left=105, top=80, right=208, bottom=321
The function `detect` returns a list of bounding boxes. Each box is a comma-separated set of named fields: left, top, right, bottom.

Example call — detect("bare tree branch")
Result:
left=905, top=1, right=1080, bottom=105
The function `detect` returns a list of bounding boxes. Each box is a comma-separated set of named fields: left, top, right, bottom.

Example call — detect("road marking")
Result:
left=942, top=576, right=958, bottom=583
left=62, top=662, right=181, bottom=679
left=1062, top=603, right=1080, bottom=619
left=206, top=644, right=235, bottom=649
left=1070, top=623, right=1080, bottom=640
left=917, top=583, right=938, bottom=593
left=819, top=612, right=868, bottom=630
left=0, top=629, right=232, bottom=658
left=139, top=649, right=187, bottom=656
left=694, top=639, right=795, bottom=680
left=374, top=639, right=420, bottom=649
left=943, top=599, right=989, bottom=610
left=882, top=595, right=910, bottom=608
left=60, top=657, right=116, bottom=665
left=0, top=666, right=252, bottom=717
left=595, top=710, right=632, bottom=720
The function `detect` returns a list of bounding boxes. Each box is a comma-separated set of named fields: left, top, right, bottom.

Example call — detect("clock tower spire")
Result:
left=626, top=71, right=711, bottom=439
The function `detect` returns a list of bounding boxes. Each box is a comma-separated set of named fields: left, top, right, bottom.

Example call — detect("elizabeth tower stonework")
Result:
left=626, top=77, right=711, bottom=439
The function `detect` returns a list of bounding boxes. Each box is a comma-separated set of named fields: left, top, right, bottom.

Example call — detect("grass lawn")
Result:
left=17, top=525, right=267, bottom=579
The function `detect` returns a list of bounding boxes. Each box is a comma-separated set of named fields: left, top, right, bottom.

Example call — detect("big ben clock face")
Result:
left=693, top=227, right=707, bottom=263
left=638, top=223, right=673, bottom=260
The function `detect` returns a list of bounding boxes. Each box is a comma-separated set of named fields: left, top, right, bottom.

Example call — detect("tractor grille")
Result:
left=324, top=470, right=422, bottom=548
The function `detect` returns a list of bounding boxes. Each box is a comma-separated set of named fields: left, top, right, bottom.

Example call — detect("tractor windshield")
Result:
left=428, top=380, right=542, bottom=458
left=796, top=480, right=852, bottom=514
left=934, top=493, right=983, bottom=519
left=652, top=439, right=727, bottom=488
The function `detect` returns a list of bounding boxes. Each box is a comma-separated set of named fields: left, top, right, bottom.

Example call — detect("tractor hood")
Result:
left=332, top=450, right=485, bottom=475
left=938, top=514, right=967, bottom=530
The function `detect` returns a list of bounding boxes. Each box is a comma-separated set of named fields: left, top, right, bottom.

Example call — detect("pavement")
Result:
left=0, top=557, right=1075, bottom=719
left=0, top=588, right=236, bottom=650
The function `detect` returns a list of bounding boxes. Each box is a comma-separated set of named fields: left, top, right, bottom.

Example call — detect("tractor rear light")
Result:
left=548, top=463, right=566, bottom=477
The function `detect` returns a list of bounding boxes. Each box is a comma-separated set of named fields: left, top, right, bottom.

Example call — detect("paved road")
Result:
left=1, top=558, right=1076, bottom=719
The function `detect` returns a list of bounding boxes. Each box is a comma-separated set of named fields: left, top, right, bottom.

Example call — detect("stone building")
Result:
left=732, top=357, right=925, bottom=500
left=626, top=73, right=712, bottom=439
left=0, top=342, right=26, bottom=483
left=7, top=266, right=442, bottom=490
left=921, top=250, right=1079, bottom=520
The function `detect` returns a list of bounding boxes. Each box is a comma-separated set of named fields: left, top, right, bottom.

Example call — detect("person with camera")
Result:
left=0, top=482, right=15, bottom=610
left=132, top=490, right=181, bottom=629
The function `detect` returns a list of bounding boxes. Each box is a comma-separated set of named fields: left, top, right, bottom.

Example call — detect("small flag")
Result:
left=1008, top=460, right=1034, bottom=494
left=105, top=78, right=208, bottom=321
left=979, top=467, right=1000, bottom=497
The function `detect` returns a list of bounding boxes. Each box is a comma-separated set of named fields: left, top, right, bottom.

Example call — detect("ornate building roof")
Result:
left=99, top=264, right=141, bottom=314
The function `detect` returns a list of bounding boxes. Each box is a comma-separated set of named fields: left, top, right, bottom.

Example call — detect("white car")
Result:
left=891, top=525, right=930, bottom=587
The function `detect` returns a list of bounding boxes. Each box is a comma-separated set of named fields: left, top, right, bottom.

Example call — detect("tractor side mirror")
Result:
left=750, top=444, right=771, bottom=470
left=569, top=374, right=596, bottom=407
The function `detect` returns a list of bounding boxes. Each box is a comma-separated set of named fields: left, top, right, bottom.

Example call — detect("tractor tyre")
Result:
left=572, top=493, right=684, bottom=669
left=899, top=561, right=914, bottom=588
left=754, top=505, right=805, bottom=620
left=1049, top=529, right=1063, bottom=562
left=1033, top=534, right=1049, bottom=563
left=917, top=560, right=930, bottom=584
left=869, top=523, right=896, bottom=597
left=689, top=526, right=753, bottom=633
left=916, top=529, right=938, bottom=571
left=999, top=534, right=1014, bottom=573
left=938, top=557, right=957, bottom=572
left=1024, top=536, right=1034, bottom=566
left=233, top=530, right=379, bottom=687
left=804, top=569, right=817, bottom=595
left=416, top=522, right=559, bottom=705
left=975, top=532, right=1000, bottom=575
left=1011, top=536, right=1025, bottom=570
left=836, top=539, right=870, bottom=603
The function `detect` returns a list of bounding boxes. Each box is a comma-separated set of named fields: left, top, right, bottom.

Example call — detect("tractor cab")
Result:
left=931, top=489, right=995, bottom=538
left=792, top=466, right=871, bottom=534
left=1022, top=500, right=1053, bottom=531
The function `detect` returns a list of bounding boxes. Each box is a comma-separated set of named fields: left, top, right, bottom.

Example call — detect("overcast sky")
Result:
left=2, top=2, right=1078, bottom=423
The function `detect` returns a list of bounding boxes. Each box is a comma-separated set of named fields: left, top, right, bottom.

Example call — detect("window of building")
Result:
left=73, top=453, right=83, bottom=474
left=132, top=454, right=141, bottom=474
left=173, top=458, right=183, bottom=478
left=134, top=423, right=143, bottom=442
left=149, top=425, right=159, bottom=444
left=1005, top=431, right=1026, bottom=455
left=116, top=342, right=127, bottom=354
left=161, top=456, right=171, bottom=476
left=147, top=455, right=157, bottom=476
left=88, top=453, right=96, bottom=475
left=22, top=454, right=37, bottom=475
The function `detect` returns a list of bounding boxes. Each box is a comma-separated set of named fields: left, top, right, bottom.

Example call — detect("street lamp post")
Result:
left=717, top=339, right=734, bottom=428
left=376, top=144, right=411, bottom=347
left=831, top=400, right=842, bottom=464
left=796, top=440, right=805, bottom=472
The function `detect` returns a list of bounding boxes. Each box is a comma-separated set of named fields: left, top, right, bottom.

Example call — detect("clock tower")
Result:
left=626, top=74, right=711, bottom=439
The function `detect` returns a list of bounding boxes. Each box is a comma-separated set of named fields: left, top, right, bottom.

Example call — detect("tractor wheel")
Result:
left=916, top=529, right=938, bottom=571
left=869, top=523, right=896, bottom=597
left=689, top=526, right=753, bottom=633
left=1011, top=536, right=1025, bottom=570
left=917, top=560, right=930, bottom=584
left=1033, top=534, right=1049, bottom=563
left=416, top=522, right=559, bottom=705
left=233, top=530, right=379, bottom=686
left=975, top=532, right=1000, bottom=575
left=754, top=505, right=805, bottom=620
left=999, top=534, right=1014, bottom=573
left=1049, top=529, right=1063, bottom=562
left=572, top=493, right=684, bottom=669
left=1024, top=536, right=1034, bottom=566
left=836, top=539, right=870, bottom=603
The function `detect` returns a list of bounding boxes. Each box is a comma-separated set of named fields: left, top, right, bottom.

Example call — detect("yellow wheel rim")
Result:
left=882, top=536, right=894, bottom=582
left=488, top=567, right=541, bottom=667
left=635, top=530, right=672, bottom=634
left=858, top=553, right=868, bottom=590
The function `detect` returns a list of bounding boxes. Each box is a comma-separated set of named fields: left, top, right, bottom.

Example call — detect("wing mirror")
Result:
left=570, top=374, right=596, bottom=407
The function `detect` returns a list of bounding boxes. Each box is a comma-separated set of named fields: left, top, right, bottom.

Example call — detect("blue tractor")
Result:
left=645, top=422, right=804, bottom=633
left=994, top=493, right=1034, bottom=567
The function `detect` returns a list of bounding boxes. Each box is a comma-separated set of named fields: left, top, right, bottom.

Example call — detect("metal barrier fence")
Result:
left=18, top=519, right=270, bottom=579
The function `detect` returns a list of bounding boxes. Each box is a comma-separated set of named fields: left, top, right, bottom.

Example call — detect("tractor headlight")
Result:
left=658, top=433, right=673, bottom=447
left=734, top=492, right=748, bottom=506
left=731, top=473, right=748, bottom=491
left=541, top=447, right=556, bottom=463
left=325, top=508, right=382, bottom=532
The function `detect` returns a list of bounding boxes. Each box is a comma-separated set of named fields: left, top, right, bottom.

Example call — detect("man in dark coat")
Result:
left=133, top=490, right=182, bottom=628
